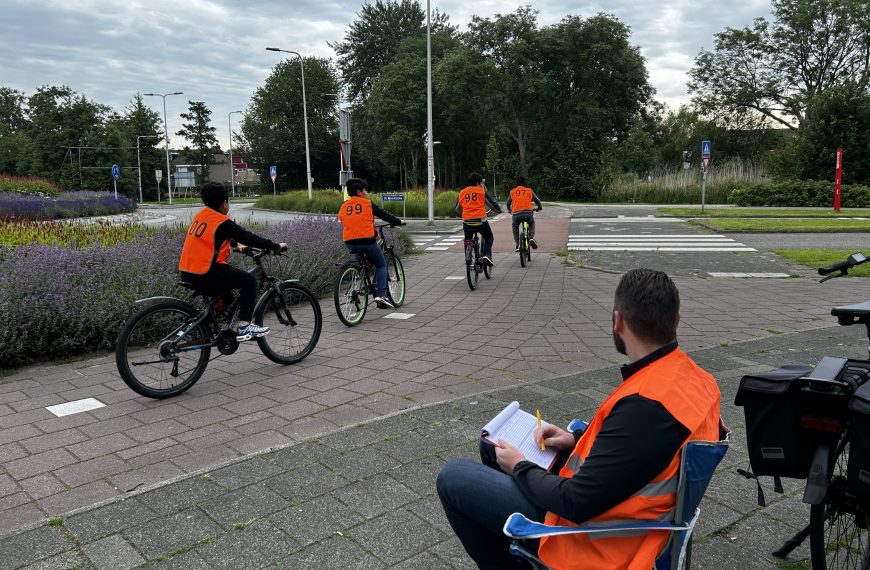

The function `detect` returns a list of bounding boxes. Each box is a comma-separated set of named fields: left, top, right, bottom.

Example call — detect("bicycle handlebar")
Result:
left=818, top=252, right=868, bottom=282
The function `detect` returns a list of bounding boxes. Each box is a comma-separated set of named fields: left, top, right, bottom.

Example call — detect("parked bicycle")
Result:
left=116, top=248, right=322, bottom=398
left=517, top=219, right=532, bottom=267
left=737, top=252, right=870, bottom=569
left=464, top=228, right=492, bottom=290
left=334, top=224, right=405, bottom=326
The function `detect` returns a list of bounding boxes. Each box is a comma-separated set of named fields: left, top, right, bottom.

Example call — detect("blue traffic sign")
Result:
left=701, top=140, right=711, bottom=158
left=269, top=165, right=277, bottom=179
left=111, top=164, right=121, bottom=180
left=382, top=194, right=405, bottom=202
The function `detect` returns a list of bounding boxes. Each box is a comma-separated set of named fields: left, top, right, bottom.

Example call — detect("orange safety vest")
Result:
left=538, top=348, right=721, bottom=570
left=510, top=185, right=534, bottom=212
left=339, top=196, right=376, bottom=241
left=458, top=186, right=487, bottom=220
left=178, top=207, right=231, bottom=274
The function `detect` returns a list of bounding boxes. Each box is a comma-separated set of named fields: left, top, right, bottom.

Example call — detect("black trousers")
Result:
left=180, top=264, right=257, bottom=321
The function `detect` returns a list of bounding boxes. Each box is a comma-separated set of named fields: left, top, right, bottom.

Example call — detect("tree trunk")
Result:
left=510, top=121, right=530, bottom=178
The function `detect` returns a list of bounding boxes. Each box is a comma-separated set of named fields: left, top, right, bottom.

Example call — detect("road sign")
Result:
left=834, top=147, right=844, bottom=212
left=701, top=140, right=711, bottom=159
left=111, top=164, right=121, bottom=180
left=382, top=194, right=405, bottom=202
left=155, top=169, right=162, bottom=183
left=269, top=165, right=277, bottom=182
left=701, top=157, right=710, bottom=172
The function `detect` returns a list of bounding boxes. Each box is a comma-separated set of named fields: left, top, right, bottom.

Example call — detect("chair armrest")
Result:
left=503, top=512, right=699, bottom=540
left=566, top=419, right=587, bottom=434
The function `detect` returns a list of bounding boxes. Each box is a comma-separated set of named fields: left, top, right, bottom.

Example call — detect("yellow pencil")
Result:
left=537, top=409, right=545, bottom=451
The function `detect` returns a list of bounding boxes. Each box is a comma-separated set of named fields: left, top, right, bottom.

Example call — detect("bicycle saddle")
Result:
left=831, top=301, right=870, bottom=325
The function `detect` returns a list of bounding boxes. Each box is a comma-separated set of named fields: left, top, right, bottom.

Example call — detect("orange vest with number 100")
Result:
left=178, top=207, right=231, bottom=274
left=339, top=196, right=376, bottom=241
left=510, top=185, right=534, bottom=212
left=458, top=186, right=487, bottom=220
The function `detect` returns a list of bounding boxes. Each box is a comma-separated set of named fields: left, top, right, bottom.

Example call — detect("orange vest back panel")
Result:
left=458, top=186, right=487, bottom=220
left=539, top=348, right=721, bottom=570
left=178, top=207, right=231, bottom=274
left=339, top=196, right=376, bottom=241
left=510, top=186, right=534, bottom=212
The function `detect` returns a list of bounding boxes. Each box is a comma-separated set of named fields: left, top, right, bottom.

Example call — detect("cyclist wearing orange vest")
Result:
left=179, top=182, right=287, bottom=341
left=437, top=269, right=722, bottom=570
left=455, top=172, right=502, bottom=266
left=338, top=178, right=404, bottom=309
left=506, top=176, right=542, bottom=251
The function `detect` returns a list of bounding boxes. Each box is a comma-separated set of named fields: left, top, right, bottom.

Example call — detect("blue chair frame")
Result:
left=503, top=421, right=729, bottom=570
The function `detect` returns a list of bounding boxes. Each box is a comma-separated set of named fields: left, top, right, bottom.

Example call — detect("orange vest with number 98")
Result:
left=178, top=207, right=231, bottom=274
left=458, top=186, right=487, bottom=220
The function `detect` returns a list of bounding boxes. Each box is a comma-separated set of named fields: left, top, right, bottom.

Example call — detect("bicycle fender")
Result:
left=802, top=443, right=830, bottom=505
left=135, top=296, right=183, bottom=304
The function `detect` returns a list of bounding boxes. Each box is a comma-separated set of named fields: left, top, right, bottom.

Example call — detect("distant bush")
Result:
left=0, top=191, right=137, bottom=220
left=728, top=181, right=870, bottom=207
left=0, top=216, right=408, bottom=368
left=256, top=188, right=460, bottom=217
left=0, top=175, right=62, bottom=197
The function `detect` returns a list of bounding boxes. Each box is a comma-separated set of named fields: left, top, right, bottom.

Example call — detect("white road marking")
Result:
left=426, top=247, right=450, bottom=251
left=708, top=272, right=791, bottom=278
left=445, top=276, right=465, bottom=280
left=46, top=398, right=106, bottom=417
left=383, top=312, right=415, bottom=319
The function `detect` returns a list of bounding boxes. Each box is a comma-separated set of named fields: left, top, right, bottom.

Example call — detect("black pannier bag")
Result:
left=847, top=371, right=870, bottom=502
left=735, top=364, right=814, bottom=479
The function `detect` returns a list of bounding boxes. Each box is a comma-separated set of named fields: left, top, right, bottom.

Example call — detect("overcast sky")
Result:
left=1, top=0, right=773, bottom=150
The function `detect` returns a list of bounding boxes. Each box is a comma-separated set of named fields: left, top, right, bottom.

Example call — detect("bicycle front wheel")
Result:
left=484, top=259, right=492, bottom=279
left=466, top=245, right=479, bottom=291
left=254, top=282, right=322, bottom=365
left=335, top=263, right=368, bottom=326
left=809, top=434, right=870, bottom=569
left=115, top=300, right=211, bottom=399
left=519, top=232, right=527, bottom=268
left=386, top=253, right=406, bottom=307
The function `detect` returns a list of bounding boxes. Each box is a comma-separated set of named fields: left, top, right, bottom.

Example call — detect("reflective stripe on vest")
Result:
left=458, top=186, right=487, bottom=220
left=538, top=348, right=721, bottom=570
left=510, top=186, right=534, bottom=212
left=178, top=207, right=231, bottom=274
left=339, top=196, right=376, bottom=241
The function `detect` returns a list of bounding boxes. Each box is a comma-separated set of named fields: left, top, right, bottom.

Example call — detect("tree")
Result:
left=176, top=100, right=219, bottom=184
left=688, top=0, right=870, bottom=130
left=331, top=0, right=453, bottom=104
left=240, top=57, right=339, bottom=191
left=122, top=94, right=164, bottom=200
left=0, top=88, right=29, bottom=175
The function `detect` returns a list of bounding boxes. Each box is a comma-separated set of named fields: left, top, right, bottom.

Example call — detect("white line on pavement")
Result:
left=383, top=312, right=415, bottom=320
left=426, top=247, right=450, bottom=251
left=708, top=272, right=791, bottom=278
left=46, top=398, right=106, bottom=417
left=568, top=247, right=757, bottom=252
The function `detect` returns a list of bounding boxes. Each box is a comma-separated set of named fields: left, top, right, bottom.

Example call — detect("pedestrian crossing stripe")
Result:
left=567, top=233, right=755, bottom=252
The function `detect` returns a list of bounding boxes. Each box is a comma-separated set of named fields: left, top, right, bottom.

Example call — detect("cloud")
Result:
left=1, top=0, right=773, bottom=150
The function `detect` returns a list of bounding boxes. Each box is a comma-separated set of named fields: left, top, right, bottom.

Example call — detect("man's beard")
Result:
left=612, top=330, right=626, bottom=356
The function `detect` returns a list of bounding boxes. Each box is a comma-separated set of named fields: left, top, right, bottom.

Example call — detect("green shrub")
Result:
left=256, top=189, right=461, bottom=217
left=0, top=175, right=62, bottom=197
left=728, top=181, right=870, bottom=207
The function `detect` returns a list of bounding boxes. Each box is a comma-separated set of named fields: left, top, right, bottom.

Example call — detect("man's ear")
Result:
left=675, top=312, right=681, bottom=330
left=613, top=309, right=624, bottom=333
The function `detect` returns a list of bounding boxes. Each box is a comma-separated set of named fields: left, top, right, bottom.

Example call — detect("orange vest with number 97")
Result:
left=339, top=196, right=376, bottom=241
left=510, top=185, right=534, bottom=212
left=458, top=186, right=487, bottom=220
left=178, top=207, right=231, bottom=274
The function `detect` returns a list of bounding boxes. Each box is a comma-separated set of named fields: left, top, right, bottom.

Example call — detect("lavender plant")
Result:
left=0, top=191, right=137, bottom=221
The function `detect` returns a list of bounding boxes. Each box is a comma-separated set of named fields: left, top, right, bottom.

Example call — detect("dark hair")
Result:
left=515, top=176, right=526, bottom=186
left=467, top=172, right=484, bottom=186
left=201, top=182, right=228, bottom=209
left=346, top=178, right=368, bottom=196
left=614, top=269, right=680, bottom=345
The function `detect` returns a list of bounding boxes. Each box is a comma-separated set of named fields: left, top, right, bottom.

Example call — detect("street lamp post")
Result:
left=136, top=135, right=159, bottom=203
left=227, top=110, right=242, bottom=198
left=426, top=0, right=435, bottom=223
left=266, top=47, right=313, bottom=200
left=143, top=91, right=184, bottom=205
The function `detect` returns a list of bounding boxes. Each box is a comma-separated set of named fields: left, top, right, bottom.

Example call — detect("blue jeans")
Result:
left=463, top=222, right=494, bottom=259
left=437, top=441, right=546, bottom=569
left=346, top=242, right=388, bottom=297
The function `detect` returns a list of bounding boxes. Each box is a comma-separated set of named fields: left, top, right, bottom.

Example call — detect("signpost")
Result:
left=111, top=164, right=121, bottom=199
left=834, top=147, right=844, bottom=212
left=155, top=170, right=163, bottom=203
left=700, top=140, right=711, bottom=213
left=270, top=165, right=277, bottom=196
left=339, top=109, right=353, bottom=200
left=382, top=193, right=406, bottom=218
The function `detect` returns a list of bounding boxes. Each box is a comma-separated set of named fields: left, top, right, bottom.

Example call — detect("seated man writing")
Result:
left=437, top=268, right=722, bottom=570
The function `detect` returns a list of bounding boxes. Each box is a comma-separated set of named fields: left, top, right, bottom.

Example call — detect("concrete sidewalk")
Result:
left=2, top=324, right=866, bottom=569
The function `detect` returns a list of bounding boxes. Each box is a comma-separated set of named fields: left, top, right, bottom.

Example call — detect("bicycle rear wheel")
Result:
left=335, top=263, right=368, bottom=326
left=809, top=434, right=870, bottom=569
left=484, top=259, right=492, bottom=279
left=255, top=282, right=322, bottom=364
left=386, top=253, right=406, bottom=307
left=115, top=300, right=211, bottom=399
left=519, top=231, right=527, bottom=268
left=466, top=244, right=479, bottom=291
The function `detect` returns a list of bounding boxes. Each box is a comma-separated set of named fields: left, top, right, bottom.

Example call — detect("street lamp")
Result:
left=143, top=91, right=184, bottom=205
left=227, top=110, right=242, bottom=198
left=266, top=47, right=313, bottom=200
left=425, top=0, right=435, bottom=222
left=136, top=135, right=159, bottom=203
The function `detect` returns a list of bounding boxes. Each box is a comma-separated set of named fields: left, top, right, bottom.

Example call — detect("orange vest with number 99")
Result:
left=339, top=196, right=376, bottom=241
left=178, top=207, right=231, bottom=274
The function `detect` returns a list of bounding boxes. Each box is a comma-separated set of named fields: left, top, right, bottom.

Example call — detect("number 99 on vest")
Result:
left=345, top=203, right=364, bottom=216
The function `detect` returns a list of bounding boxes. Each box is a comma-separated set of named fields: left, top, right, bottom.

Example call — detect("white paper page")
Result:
left=482, top=402, right=557, bottom=469
left=481, top=401, right=521, bottom=437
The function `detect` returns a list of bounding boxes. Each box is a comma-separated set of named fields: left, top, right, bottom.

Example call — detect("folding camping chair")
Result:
left=503, top=420, right=729, bottom=570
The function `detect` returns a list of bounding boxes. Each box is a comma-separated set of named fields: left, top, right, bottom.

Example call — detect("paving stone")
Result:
left=65, top=497, right=156, bottom=543
left=196, top=520, right=296, bottom=569
left=279, top=534, right=384, bottom=569
left=332, top=474, right=420, bottom=519
left=198, top=483, right=289, bottom=529
left=347, top=508, right=446, bottom=566
left=266, top=462, right=348, bottom=502
left=82, top=535, right=144, bottom=570
left=270, top=495, right=364, bottom=547
left=135, top=476, right=225, bottom=516
left=140, top=549, right=210, bottom=569
left=21, top=549, right=88, bottom=570
left=124, top=508, right=223, bottom=560
left=0, top=525, right=76, bottom=569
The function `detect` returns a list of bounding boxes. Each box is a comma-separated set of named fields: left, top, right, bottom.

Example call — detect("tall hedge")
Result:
left=728, top=181, right=870, bottom=207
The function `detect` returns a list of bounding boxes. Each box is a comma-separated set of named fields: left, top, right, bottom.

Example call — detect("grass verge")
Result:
left=774, top=249, right=870, bottom=277
left=692, top=218, right=870, bottom=232
left=659, top=207, right=870, bottom=218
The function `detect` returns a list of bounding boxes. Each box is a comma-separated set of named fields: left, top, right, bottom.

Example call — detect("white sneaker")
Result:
left=236, top=323, right=270, bottom=341
left=373, top=296, right=395, bottom=309
left=481, top=256, right=494, bottom=266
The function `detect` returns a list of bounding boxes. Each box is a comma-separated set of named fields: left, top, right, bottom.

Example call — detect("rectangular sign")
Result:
left=382, top=194, right=405, bottom=202
left=269, top=165, right=277, bottom=182
left=701, top=140, right=712, bottom=158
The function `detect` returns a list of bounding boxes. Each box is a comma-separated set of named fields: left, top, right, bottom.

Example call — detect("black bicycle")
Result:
left=334, top=224, right=405, bottom=326
left=518, top=219, right=532, bottom=267
left=739, top=252, right=870, bottom=569
left=464, top=228, right=492, bottom=291
left=116, top=248, right=322, bottom=398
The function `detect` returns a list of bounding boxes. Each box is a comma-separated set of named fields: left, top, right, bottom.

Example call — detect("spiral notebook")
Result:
left=481, top=401, right=558, bottom=470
